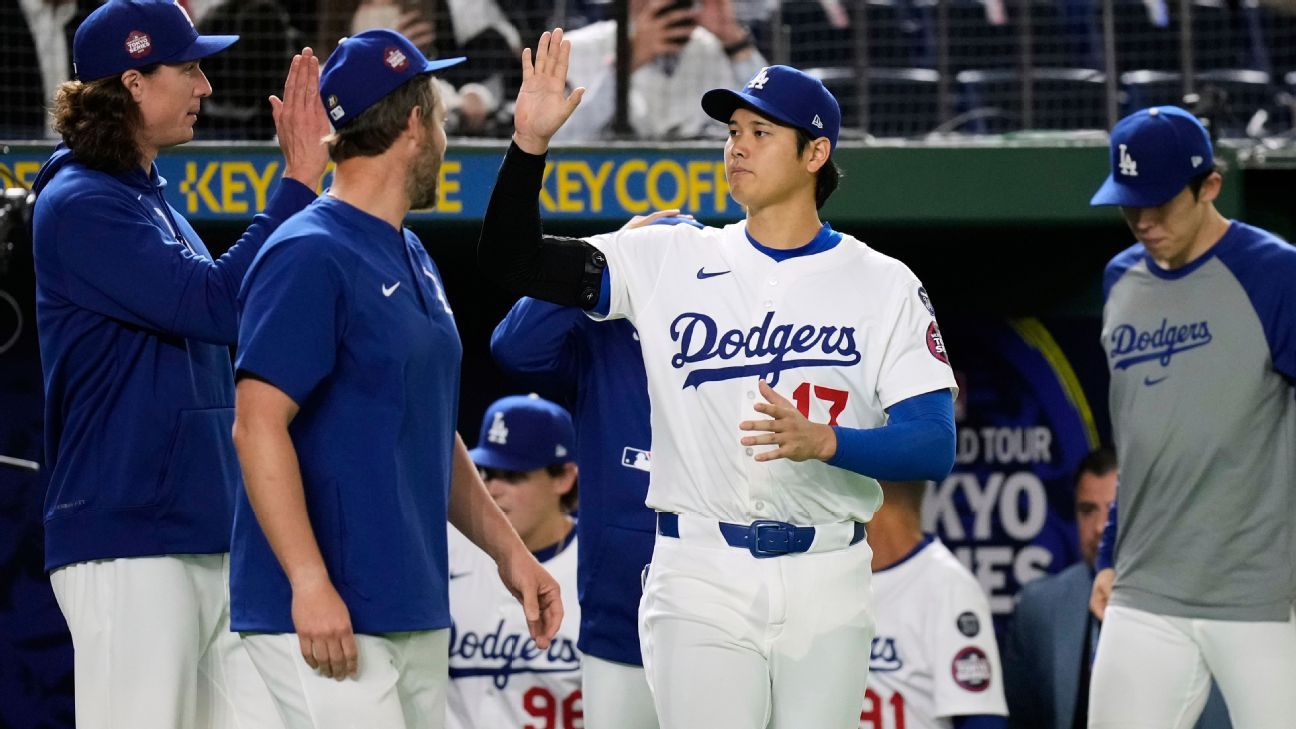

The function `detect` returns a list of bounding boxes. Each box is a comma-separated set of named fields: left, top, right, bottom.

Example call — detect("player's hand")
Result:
left=273, top=48, right=331, bottom=190
left=1089, top=567, right=1115, bottom=621
left=630, top=0, right=697, bottom=71
left=513, top=28, right=585, bottom=155
left=621, top=209, right=691, bottom=230
left=696, top=0, right=748, bottom=48
left=739, top=379, right=837, bottom=462
left=497, top=546, right=564, bottom=649
left=290, top=574, right=359, bottom=680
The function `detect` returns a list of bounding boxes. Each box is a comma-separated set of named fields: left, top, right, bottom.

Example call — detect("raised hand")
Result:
left=513, top=28, right=585, bottom=155
left=272, top=48, right=331, bottom=189
left=621, top=208, right=691, bottom=230
left=739, top=379, right=838, bottom=462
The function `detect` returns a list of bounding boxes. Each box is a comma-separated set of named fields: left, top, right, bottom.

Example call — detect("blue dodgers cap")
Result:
left=1091, top=106, right=1214, bottom=207
left=701, top=65, right=841, bottom=150
left=73, top=0, right=238, bottom=81
left=469, top=395, right=576, bottom=473
left=319, top=29, right=464, bottom=128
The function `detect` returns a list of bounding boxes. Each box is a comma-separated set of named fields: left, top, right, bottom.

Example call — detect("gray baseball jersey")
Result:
left=1101, top=221, right=1296, bottom=621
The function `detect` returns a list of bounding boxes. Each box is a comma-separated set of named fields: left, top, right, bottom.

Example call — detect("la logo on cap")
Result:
left=125, top=30, right=152, bottom=58
left=384, top=47, right=409, bottom=72
left=1118, top=143, right=1138, bottom=177
left=747, top=67, right=771, bottom=90
left=487, top=412, right=509, bottom=445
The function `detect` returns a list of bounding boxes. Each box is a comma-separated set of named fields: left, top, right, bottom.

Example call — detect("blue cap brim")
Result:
left=702, top=88, right=801, bottom=133
left=171, top=34, right=240, bottom=64
left=1090, top=173, right=1177, bottom=207
left=468, top=447, right=547, bottom=473
left=424, top=56, right=466, bottom=74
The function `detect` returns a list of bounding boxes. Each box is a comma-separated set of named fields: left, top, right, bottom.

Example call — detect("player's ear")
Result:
left=804, top=137, right=831, bottom=175
left=1196, top=171, right=1223, bottom=203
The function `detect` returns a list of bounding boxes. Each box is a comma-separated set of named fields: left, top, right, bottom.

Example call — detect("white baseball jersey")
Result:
left=446, top=526, right=582, bottom=729
left=863, top=536, right=1008, bottom=729
left=587, top=221, right=957, bottom=525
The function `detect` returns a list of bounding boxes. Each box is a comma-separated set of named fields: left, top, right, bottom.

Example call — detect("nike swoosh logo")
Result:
left=697, top=268, right=731, bottom=280
left=1144, top=375, right=1169, bottom=386
left=449, top=572, right=469, bottom=580
left=382, top=282, right=401, bottom=297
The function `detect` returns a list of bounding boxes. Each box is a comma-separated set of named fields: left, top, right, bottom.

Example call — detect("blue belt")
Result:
left=657, top=512, right=867, bottom=559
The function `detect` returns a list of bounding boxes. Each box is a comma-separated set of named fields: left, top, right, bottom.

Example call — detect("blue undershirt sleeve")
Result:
left=824, top=389, right=955, bottom=481
left=1096, top=498, right=1118, bottom=571
left=593, top=265, right=612, bottom=316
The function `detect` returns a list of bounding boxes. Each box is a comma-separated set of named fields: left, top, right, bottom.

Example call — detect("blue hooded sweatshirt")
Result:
left=31, top=146, right=316, bottom=571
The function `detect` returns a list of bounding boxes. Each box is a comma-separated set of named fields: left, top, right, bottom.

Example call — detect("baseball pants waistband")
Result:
left=656, top=512, right=866, bottom=558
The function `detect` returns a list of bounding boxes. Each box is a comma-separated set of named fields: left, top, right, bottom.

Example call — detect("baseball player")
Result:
left=863, top=481, right=1007, bottom=729
left=478, top=30, right=958, bottom=728
left=229, top=30, right=561, bottom=729
left=447, top=395, right=582, bottom=729
left=1087, top=106, right=1296, bottom=728
left=491, top=212, right=703, bottom=729
left=30, top=1, right=327, bottom=725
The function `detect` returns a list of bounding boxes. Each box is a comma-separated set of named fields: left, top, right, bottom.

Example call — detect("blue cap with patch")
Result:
left=1091, top=106, right=1214, bottom=208
left=701, top=65, right=841, bottom=150
left=319, top=29, right=464, bottom=128
left=73, top=0, right=238, bottom=81
left=469, top=395, right=575, bottom=473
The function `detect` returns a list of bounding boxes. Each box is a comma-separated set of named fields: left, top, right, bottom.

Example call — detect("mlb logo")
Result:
left=621, top=447, right=651, bottom=472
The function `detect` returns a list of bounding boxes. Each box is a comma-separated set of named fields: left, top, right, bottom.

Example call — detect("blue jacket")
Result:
left=1004, top=562, right=1232, bottom=729
left=32, top=147, right=315, bottom=571
left=491, top=297, right=654, bottom=666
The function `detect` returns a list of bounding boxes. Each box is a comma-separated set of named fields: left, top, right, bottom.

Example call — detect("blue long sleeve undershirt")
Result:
left=826, top=389, right=956, bottom=482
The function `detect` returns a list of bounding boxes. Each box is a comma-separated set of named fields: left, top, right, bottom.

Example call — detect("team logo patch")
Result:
left=384, top=47, right=409, bottom=72
left=125, top=30, right=152, bottom=58
left=918, top=287, right=935, bottom=317
left=926, top=321, right=949, bottom=363
left=747, top=67, right=771, bottom=90
left=957, top=611, right=980, bottom=637
left=951, top=647, right=992, bottom=692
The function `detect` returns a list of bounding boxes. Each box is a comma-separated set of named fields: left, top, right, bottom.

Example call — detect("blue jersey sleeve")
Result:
left=1103, top=243, right=1145, bottom=302
left=1096, top=498, right=1118, bottom=571
left=42, top=178, right=315, bottom=344
left=491, top=297, right=585, bottom=394
left=235, top=237, right=350, bottom=405
left=825, top=389, right=956, bottom=481
left=1214, top=225, right=1296, bottom=380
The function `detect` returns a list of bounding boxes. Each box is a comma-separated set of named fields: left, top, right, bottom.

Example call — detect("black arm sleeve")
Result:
left=478, top=142, right=607, bottom=310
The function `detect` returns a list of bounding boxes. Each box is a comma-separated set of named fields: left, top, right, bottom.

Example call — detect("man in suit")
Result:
left=1003, top=448, right=1231, bottom=729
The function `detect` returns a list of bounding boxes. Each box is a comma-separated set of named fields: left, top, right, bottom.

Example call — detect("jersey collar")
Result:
left=745, top=222, right=843, bottom=262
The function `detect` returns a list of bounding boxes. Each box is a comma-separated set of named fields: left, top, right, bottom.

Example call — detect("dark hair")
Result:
left=325, top=73, right=439, bottom=163
left=545, top=463, right=579, bottom=513
left=1076, top=446, right=1117, bottom=483
left=51, top=66, right=159, bottom=173
left=1187, top=163, right=1220, bottom=200
left=793, top=127, right=842, bottom=209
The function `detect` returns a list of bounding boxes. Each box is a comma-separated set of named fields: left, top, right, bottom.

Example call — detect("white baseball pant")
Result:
left=49, top=553, right=282, bottom=729
left=639, top=525, right=875, bottom=729
left=242, top=629, right=449, bottom=729
left=1089, top=604, right=1296, bottom=728
left=582, top=654, right=660, bottom=729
